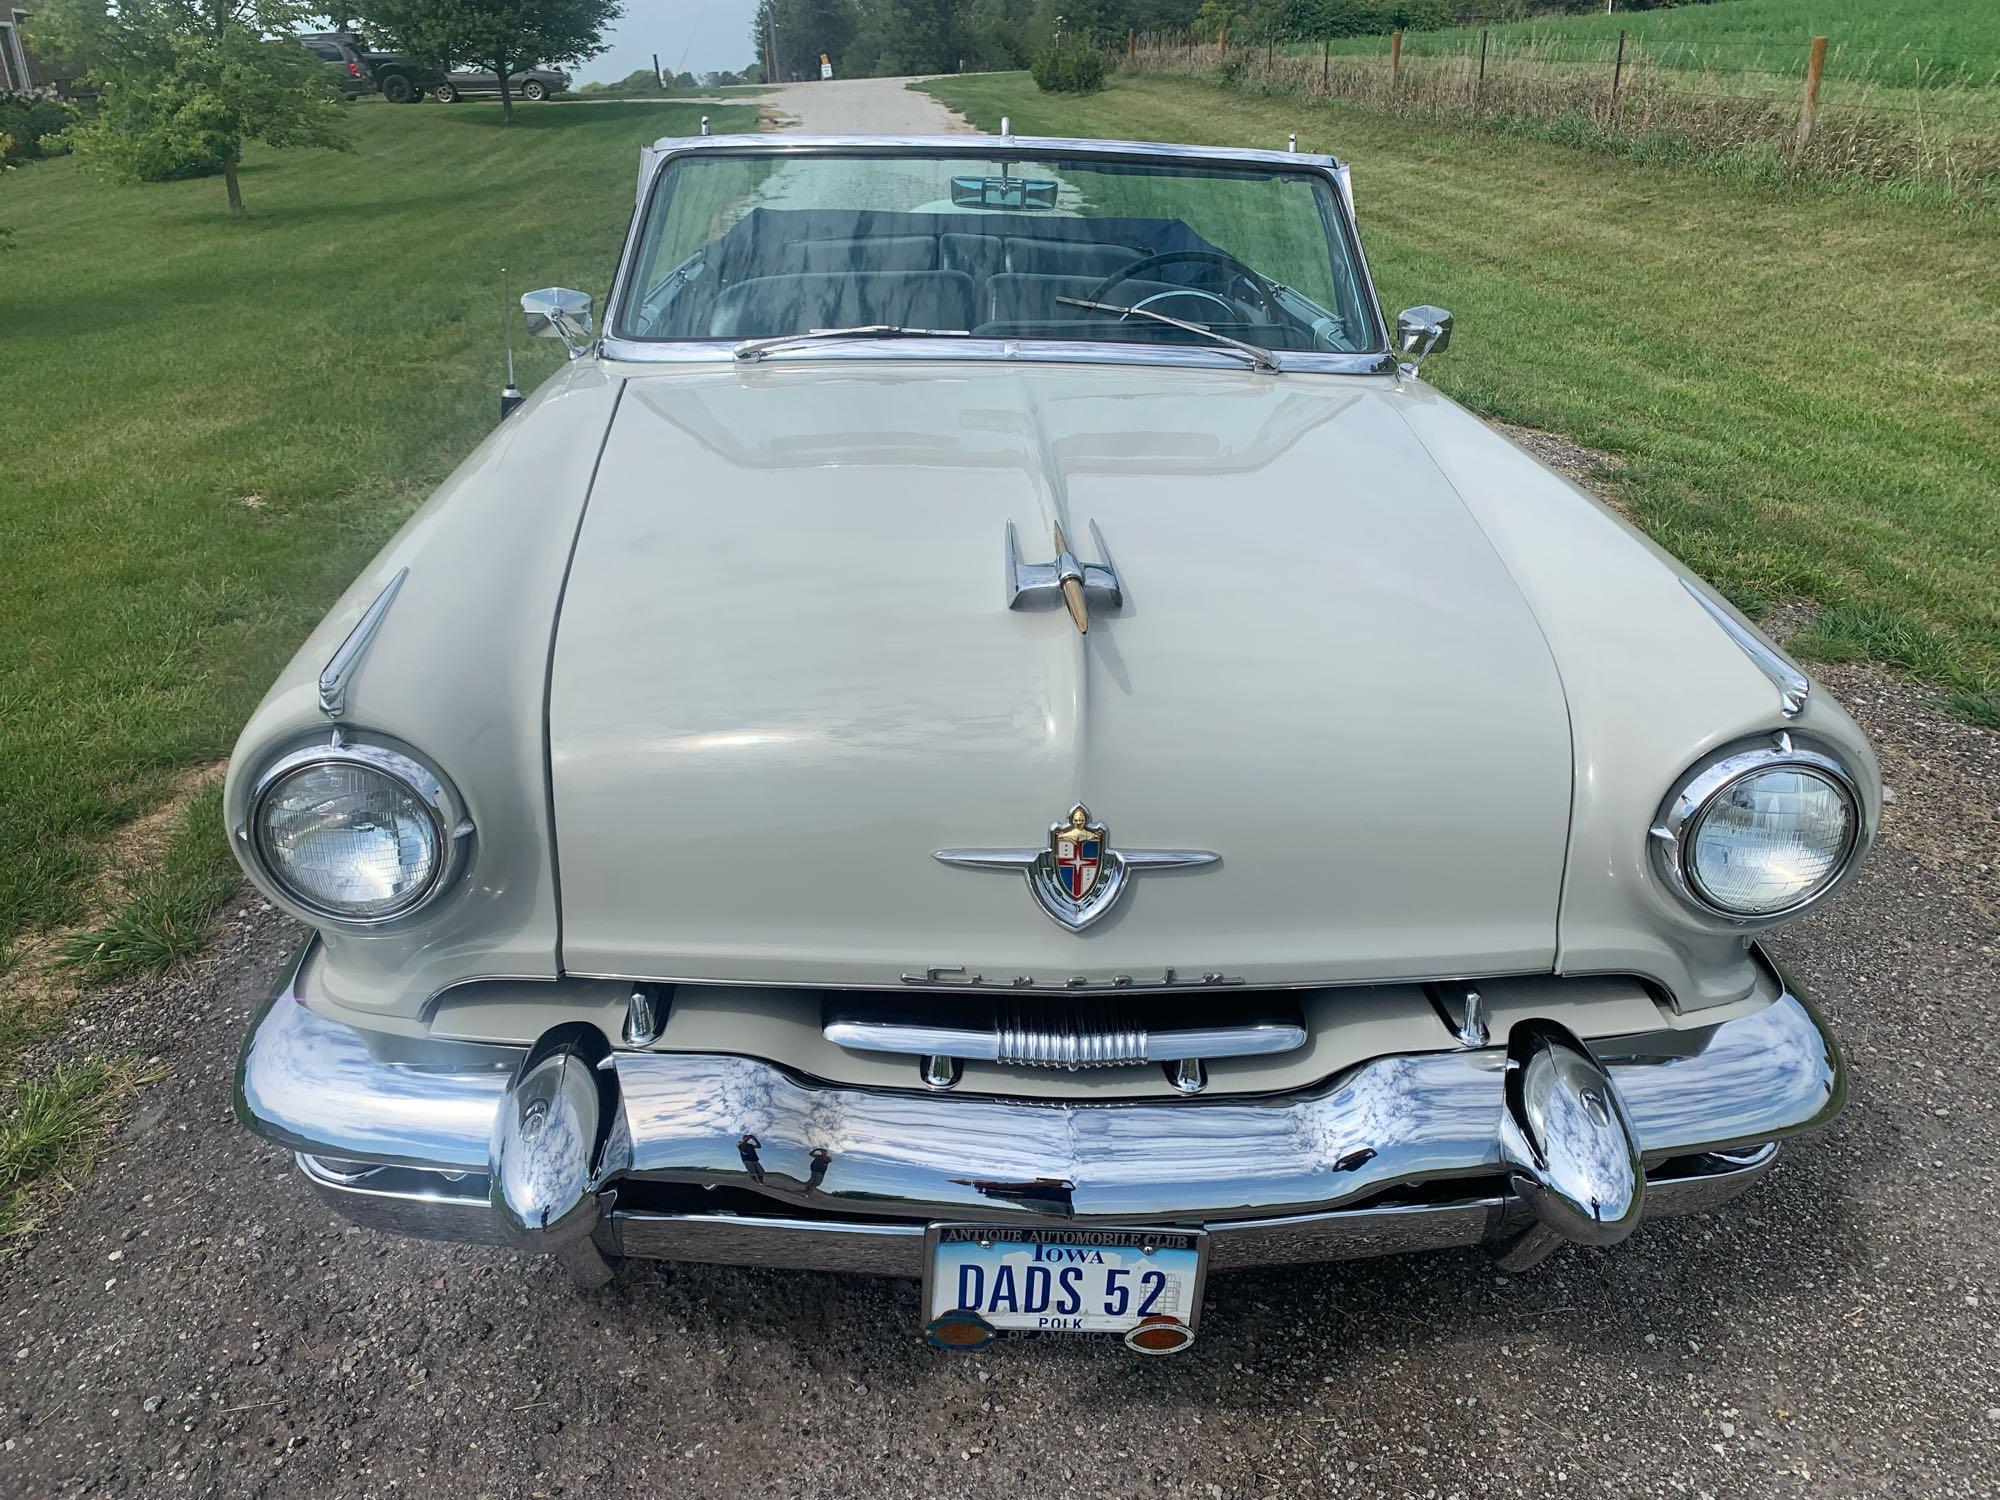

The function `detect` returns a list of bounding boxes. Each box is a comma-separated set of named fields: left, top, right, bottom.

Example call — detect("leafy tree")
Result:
left=959, top=0, right=1034, bottom=70
left=750, top=0, right=853, bottom=84
left=31, top=0, right=348, bottom=215
left=1194, top=0, right=1242, bottom=41
left=359, top=0, right=622, bottom=122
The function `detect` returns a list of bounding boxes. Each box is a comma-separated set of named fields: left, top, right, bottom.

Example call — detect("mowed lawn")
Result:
left=0, top=98, right=754, bottom=975
left=1294, top=0, right=2000, bottom=133
left=1313, top=0, right=2000, bottom=92
left=923, top=73, right=2000, bottom=724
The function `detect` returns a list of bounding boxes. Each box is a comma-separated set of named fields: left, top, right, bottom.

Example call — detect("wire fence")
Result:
left=1123, top=27, right=2000, bottom=203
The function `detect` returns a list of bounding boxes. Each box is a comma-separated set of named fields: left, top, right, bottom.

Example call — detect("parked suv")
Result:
left=300, top=30, right=440, bottom=103
left=358, top=43, right=442, bottom=104
left=297, top=33, right=375, bottom=99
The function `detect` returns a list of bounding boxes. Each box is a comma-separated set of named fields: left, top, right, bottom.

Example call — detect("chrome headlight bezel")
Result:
left=244, top=736, right=473, bottom=927
left=1650, top=736, right=1864, bottom=925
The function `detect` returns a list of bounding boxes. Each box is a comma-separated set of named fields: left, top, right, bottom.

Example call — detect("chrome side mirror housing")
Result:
left=1395, top=304, right=1453, bottom=376
left=522, top=287, right=595, bottom=359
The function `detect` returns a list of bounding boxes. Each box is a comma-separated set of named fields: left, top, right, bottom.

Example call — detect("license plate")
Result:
left=923, top=1224, right=1207, bottom=1352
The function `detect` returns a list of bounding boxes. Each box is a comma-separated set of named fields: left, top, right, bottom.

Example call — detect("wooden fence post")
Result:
left=1794, top=35, right=1828, bottom=155
left=1390, top=29, right=1402, bottom=86
left=1611, top=28, right=1626, bottom=118
left=1218, top=18, right=1227, bottom=59
left=1267, top=34, right=1274, bottom=74
left=1323, top=38, right=1330, bottom=88
left=1476, top=27, right=1487, bottom=107
left=1127, top=28, right=1134, bottom=60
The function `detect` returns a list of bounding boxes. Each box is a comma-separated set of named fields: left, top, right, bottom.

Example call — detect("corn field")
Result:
left=1124, top=32, right=2000, bottom=207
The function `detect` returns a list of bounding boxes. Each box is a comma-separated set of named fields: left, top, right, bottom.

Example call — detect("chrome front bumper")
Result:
left=236, top=944, right=1843, bottom=1282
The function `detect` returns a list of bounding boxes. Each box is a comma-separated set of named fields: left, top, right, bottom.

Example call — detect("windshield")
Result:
left=614, top=151, right=1383, bottom=358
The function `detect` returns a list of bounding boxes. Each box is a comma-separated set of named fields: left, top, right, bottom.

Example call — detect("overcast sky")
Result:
left=584, top=0, right=764, bottom=85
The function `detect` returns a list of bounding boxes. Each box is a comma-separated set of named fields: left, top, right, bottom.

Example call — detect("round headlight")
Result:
left=250, top=743, right=463, bottom=922
left=1656, top=742, right=1861, bottom=921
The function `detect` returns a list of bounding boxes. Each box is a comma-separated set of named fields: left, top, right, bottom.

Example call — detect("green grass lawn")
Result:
left=0, top=96, right=756, bottom=981
left=1319, top=0, right=2000, bottom=88
left=919, top=72, right=2000, bottom=725
left=1297, top=0, right=2000, bottom=127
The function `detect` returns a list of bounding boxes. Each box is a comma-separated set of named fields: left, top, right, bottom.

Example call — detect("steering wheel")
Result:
left=1085, top=249, right=1282, bottom=323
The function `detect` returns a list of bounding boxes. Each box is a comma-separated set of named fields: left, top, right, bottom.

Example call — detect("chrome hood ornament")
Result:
left=1006, top=520, right=1121, bottom=634
left=935, top=803, right=1218, bottom=931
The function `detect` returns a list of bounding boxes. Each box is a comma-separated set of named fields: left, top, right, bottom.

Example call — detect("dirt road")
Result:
left=759, top=75, right=980, bottom=135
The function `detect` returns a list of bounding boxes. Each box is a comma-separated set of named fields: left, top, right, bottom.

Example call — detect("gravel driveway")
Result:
left=2, top=659, right=1995, bottom=1499
left=759, top=76, right=979, bottom=135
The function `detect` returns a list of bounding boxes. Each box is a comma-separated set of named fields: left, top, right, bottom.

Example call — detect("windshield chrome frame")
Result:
left=599, top=134, right=1397, bottom=376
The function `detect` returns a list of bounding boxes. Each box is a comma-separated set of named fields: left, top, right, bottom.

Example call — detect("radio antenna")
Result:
left=500, top=264, right=524, bottom=419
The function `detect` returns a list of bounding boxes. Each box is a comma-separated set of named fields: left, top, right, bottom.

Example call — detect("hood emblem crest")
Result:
left=935, top=804, right=1218, bottom=931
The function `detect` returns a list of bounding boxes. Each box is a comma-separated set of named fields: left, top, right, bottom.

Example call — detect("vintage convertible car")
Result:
left=230, top=131, right=1874, bottom=1353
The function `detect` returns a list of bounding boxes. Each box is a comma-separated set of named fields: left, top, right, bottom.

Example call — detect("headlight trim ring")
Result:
left=1651, top=734, right=1863, bottom=925
left=245, top=734, right=473, bottom=927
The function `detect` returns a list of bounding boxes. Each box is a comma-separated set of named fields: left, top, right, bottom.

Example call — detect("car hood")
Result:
left=548, top=361, right=1573, bottom=989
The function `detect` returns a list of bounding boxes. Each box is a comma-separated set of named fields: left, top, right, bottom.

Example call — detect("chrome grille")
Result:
left=822, top=995, right=1307, bottom=1071
left=995, top=1007, right=1148, bottom=1069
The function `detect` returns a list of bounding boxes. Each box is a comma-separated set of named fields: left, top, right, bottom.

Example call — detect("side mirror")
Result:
left=1394, top=305, right=1453, bottom=374
left=522, top=287, right=594, bottom=358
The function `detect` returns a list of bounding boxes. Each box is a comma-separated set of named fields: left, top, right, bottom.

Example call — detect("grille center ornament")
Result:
left=935, top=804, right=1219, bottom=931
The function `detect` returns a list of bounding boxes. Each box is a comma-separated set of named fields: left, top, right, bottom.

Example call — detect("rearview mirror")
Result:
left=1394, top=305, right=1453, bottom=374
left=522, top=286, right=594, bottom=358
left=950, top=175, right=1059, bottom=211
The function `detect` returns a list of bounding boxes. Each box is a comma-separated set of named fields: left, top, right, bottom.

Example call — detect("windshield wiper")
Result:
left=732, top=326, right=971, bottom=362
left=1055, top=296, right=1283, bottom=373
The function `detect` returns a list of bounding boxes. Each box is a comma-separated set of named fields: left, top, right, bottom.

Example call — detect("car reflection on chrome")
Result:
left=226, top=132, right=1876, bottom=1351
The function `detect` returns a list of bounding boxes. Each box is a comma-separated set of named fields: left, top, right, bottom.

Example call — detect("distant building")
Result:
left=2, top=8, right=85, bottom=93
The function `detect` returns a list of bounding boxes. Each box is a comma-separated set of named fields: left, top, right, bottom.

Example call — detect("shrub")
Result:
left=0, top=89, right=77, bottom=166
left=1032, top=38, right=1107, bottom=94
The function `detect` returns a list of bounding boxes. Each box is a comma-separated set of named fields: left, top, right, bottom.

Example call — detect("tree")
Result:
left=750, top=0, right=854, bottom=83
left=359, top=0, right=622, bottom=122
left=32, top=0, right=348, bottom=215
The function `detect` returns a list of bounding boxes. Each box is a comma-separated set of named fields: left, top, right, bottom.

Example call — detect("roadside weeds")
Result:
left=0, top=763, right=240, bottom=1244
left=58, top=780, right=241, bottom=985
left=0, top=1057, right=151, bottom=1242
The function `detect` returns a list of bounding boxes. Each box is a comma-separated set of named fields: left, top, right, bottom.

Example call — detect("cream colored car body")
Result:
left=224, top=352, right=1875, bottom=1022
left=224, top=134, right=1876, bottom=1296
